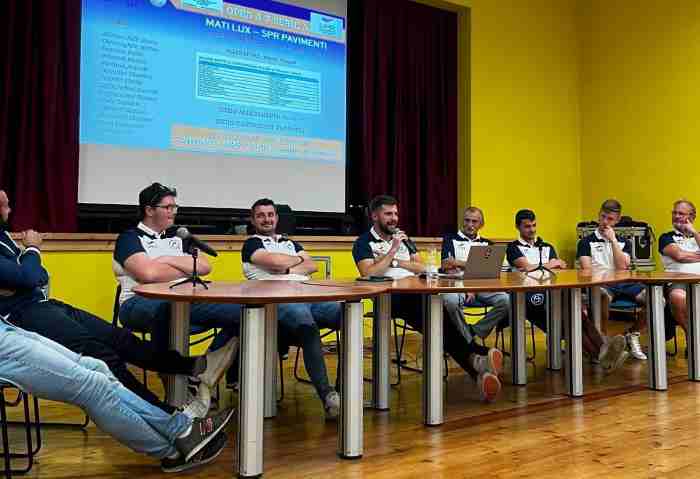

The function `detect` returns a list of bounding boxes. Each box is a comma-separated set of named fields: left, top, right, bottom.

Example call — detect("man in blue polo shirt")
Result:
left=241, top=198, right=341, bottom=419
left=114, top=183, right=240, bottom=405
left=440, top=206, right=510, bottom=343
left=659, top=199, right=700, bottom=341
left=577, top=199, right=647, bottom=361
left=353, top=195, right=504, bottom=402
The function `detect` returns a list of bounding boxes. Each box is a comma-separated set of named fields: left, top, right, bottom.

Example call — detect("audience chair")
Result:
left=0, top=382, right=39, bottom=479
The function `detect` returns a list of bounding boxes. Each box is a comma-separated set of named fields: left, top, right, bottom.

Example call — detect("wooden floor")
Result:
left=3, top=322, right=698, bottom=478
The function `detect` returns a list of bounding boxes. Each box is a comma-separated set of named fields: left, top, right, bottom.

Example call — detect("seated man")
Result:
left=0, top=319, right=233, bottom=473
left=441, top=206, right=510, bottom=342
left=0, top=190, right=228, bottom=418
left=577, top=199, right=647, bottom=361
left=353, top=195, right=504, bottom=402
left=659, top=199, right=700, bottom=340
left=242, top=198, right=340, bottom=419
left=115, top=183, right=240, bottom=390
left=508, top=209, right=628, bottom=372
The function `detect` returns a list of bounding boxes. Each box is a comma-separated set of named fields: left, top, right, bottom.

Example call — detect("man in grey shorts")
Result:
left=658, top=199, right=700, bottom=338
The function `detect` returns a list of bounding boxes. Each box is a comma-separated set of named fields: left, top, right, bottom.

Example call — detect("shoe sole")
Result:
left=479, top=373, right=501, bottom=402
left=605, top=351, right=629, bottom=375
left=487, top=349, right=503, bottom=376
left=200, top=338, right=239, bottom=388
left=163, top=435, right=228, bottom=473
left=185, top=408, right=235, bottom=462
left=601, top=336, right=626, bottom=370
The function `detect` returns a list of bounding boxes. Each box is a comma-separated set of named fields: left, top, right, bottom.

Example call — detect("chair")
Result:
left=0, top=382, right=40, bottom=479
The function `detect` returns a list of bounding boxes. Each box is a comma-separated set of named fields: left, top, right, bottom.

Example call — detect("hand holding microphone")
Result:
left=390, top=228, right=417, bottom=255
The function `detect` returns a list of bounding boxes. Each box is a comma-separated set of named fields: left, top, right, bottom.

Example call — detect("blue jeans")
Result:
left=119, top=296, right=240, bottom=352
left=278, top=302, right=341, bottom=402
left=0, top=321, right=190, bottom=459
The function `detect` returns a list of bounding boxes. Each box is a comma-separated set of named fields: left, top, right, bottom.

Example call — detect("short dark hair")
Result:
left=515, top=209, right=536, bottom=227
left=251, top=198, right=276, bottom=213
left=138, top=182, right=177, bottom=219
left=369, top=195, right=398, bottom=212
left=600, top=199, right=622, bottom=214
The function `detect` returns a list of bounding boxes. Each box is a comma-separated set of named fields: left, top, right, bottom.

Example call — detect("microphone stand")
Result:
left=526, top=242, right=556, bottom=279
left=170, top=247, right=211, bottom=289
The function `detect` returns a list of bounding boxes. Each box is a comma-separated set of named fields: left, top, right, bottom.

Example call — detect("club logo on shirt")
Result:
left=529, top=293, right=545, bottom=307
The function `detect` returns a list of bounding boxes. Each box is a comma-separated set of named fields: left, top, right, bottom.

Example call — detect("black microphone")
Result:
left=390, top=227, right=417, bottom=254
left=176, top=227, right=218, bottom=257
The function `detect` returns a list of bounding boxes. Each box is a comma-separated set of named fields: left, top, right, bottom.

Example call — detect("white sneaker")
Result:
left=626, top=331, right=647, bottom=360
left=181, top=383, right=211, bottom=419
left=476, top=372, right=501, bottom=402
left=324, top=391, right=340, bottom=420
left=600, top=335, right=629, bottom=373
left=472, top=348, right=503, bottom=376
left=198, top=336, right=239, bottom=389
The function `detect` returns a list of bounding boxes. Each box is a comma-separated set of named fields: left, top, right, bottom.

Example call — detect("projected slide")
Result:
left=79, top=0, right=347, bottom=212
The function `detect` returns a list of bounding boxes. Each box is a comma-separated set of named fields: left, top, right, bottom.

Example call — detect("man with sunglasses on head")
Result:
left=0, top=189, right=227, bottom=422
left=114, top=183, right=241, bottom=411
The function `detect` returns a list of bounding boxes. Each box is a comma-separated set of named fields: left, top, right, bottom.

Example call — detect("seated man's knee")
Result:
left=669, top=288, right=687, bottom=307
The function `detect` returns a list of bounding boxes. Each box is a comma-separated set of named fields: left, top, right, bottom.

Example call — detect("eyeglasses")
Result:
left=153, top=204, right=179, bottom=212
left=672, top=210, right=691, bottom=217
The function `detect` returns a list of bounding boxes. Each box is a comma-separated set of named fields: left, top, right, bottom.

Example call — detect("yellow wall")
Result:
left=468, top=0, right=582, bottom=263
left=579, top=0, right=700, bottom=267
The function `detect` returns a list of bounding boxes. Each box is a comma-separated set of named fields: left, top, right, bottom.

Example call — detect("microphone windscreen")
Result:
left=176, top=227, right=190, bottom=239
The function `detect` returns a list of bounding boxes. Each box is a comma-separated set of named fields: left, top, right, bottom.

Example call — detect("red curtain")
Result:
left=348, top=0, right=458, bottom=236
left=0, top=0, right=80, bottom=231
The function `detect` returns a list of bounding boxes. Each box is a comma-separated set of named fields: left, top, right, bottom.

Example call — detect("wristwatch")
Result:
left=391, top=259, right=398, bottom=268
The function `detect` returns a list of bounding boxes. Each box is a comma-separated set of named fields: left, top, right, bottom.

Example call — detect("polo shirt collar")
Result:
left=517, top=237, right=536, bottom=247
left=370, top=227, right=392, bottom=243
left=458, top=230, right=481, bottom=241
left=137, top=222, right=165, bottom=239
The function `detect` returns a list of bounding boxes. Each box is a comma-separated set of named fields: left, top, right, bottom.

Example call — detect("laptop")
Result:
left=461, top=245, right=507, bottom=279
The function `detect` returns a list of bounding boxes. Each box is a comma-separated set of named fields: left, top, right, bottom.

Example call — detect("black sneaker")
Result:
left=161, top=431, right=228, bottom=473
left=175, top=408, right=234, bottom=462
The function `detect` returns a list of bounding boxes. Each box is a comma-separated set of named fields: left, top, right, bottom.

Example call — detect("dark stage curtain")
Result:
left=0, top=0, right=80, bottom=231
left=348, top=0, right=458, bottom=236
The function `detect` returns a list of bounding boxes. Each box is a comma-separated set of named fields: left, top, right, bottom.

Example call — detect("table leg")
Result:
left=338, top=301, right=364, bottom=459
left=235, top=305, right=265, bottom=478
left=511, top=292, right=527, bottom=386
left=372, top=294, right=391, bottom=411
left=547, top=290, right=562, bottom=371
left=647, top=285, right=667, bottom=391
left=423, top=294, right=443, bottom=426
left=564, top=288, right=583, bottom=397
left=591, top=286, right=602, bottom=332
left=688, top=283, right=700, bottom=381
left=166, top=301, right=190, bottom=407
left=263, top=304, right=278, bottom=419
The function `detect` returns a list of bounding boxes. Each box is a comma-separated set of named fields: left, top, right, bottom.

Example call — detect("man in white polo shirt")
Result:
left=440, top=206, right=510, bottom=343
left=577, top=198, right=646, bottom=361
left=241, top=198, right=341, bottom=420
left=659, top=199, right=700, bottom=339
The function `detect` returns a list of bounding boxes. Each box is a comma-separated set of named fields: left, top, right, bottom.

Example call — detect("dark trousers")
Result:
left=11, top=300, right=199, bottom=414
left=391, top=293, right=486, bottom=379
